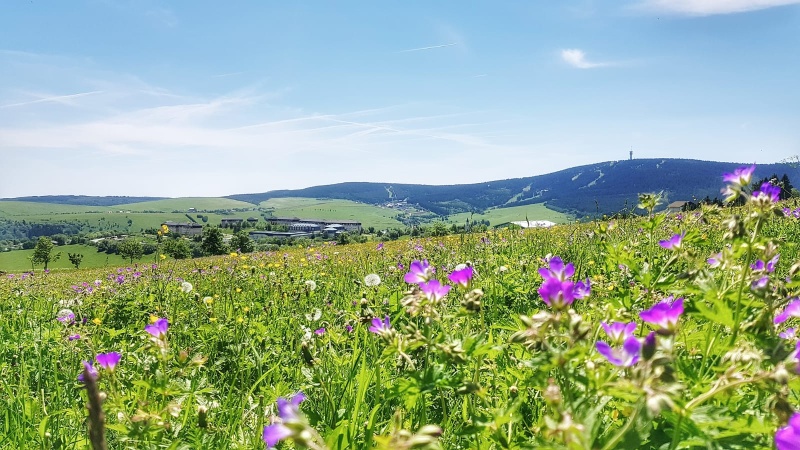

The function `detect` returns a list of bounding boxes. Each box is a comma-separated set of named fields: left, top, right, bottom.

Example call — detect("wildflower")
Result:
left=263, top=392, right=305, bottom=449
left=447, top=266, right=474, bottom=287
left=536, top=257, right=591, bottom=310
left=314, top=328, right=325, bottom=335
left=776, top=412, right=800, bottom=450
left=538, top=256, right=574, bottom=281
left=92, top=318, right=102, bottom=325
left=601, top=321, right=637, bottom=345
left=115, top=275, right=125, bottom=285
left=56, top=309, right=75, bottom=324
left=68, top=333, right=81, bottom=341
left=596, top=335, right=641, bottom=367
left=369, top=316, right=392, bottom=335
left=419, top=279, right=451, bottom=302
left=304, top=280, right=317, bottom=291
left=751, top=276, right=769, bottom=290
left=640, top=297, right=684, bottom=334
left=96, top=352, right=121, bottom=371
left=159, top=254, right=166, bottom=260
left=404, top=260, right=434, bottom=284
left=751, top=255, right=779, bottom=273
left=77, top=360, right=98, bottom=382
left=145, top=318, right=169, bottom=339
left=775, top=299, right=800, bottom=324
left=779, top=328, right=796, bottom=340
left=345, top=325, right=353, bottom=333
left=180, top=281, right=193, bottom=293
left=203, top=296, right=214, bottom=305
left=364, top=273, right=381, bottom=287
left=722, top=165, right=755, bottom=186
left=753, top=182, right=781, bottom=203
left=376, top=243, right=384, bottom=251
left=659, top=232, right=685, bottom=250
left=707, top=253, right=722, bottom=267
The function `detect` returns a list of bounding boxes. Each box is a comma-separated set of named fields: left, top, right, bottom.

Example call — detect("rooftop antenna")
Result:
left=629, top=147, right=633, bottom=161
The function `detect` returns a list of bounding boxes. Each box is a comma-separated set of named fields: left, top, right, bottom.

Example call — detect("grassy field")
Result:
left=446, top=202, right=572, bottom=226
left=0, top=244, right=143, bottom=272
left=0, top=201, right=112, bottom=217
left=261, top=197, right=405, bottom=229
left=117, top=197, right=256, bottom=212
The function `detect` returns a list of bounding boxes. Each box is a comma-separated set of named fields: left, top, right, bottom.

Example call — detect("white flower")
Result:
left=181, top=281, right=193, bottom=293
left=305, top=280, right=317, bottom=291
left=454, top=263, right=468, bottom=271
left=305, top=308, right=322, bottom=321
left=364, top=273, right=381, bottom=287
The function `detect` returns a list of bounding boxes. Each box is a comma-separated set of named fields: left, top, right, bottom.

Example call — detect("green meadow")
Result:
left=260, top=197, right=406, bottom=229
left=446, top=202, right=572, bottom=225
left=0, top=243, right=137, bottom=271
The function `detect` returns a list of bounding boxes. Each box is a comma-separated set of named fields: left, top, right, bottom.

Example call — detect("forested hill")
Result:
left=228, top=158, right=800, bottom=217
left=0, top=195, right=166, bottom=206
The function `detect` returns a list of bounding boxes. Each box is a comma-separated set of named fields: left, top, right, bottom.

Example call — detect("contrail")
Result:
left=1, top=90, right=103, bottom=108
left=398, top=42, right=457, bottom=53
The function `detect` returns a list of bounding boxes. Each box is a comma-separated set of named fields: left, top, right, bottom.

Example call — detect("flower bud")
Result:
left=642, top=332, right=657, bottom=360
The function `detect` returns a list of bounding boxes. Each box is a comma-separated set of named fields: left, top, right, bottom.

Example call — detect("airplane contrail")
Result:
left=398, top=42, right=457, bottom=53
left=0, top=90, right=103, bottom=108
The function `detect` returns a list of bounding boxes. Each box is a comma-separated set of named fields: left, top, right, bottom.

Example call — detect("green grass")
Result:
left=0, top=201, right=112, bottom=217
left=260, top=197, right=405, bottom=230
left=0, top=244, right=144, bottom=271
left=117, top=197, right=256, bottom=211
left=445, top=202, right=572, bottom=226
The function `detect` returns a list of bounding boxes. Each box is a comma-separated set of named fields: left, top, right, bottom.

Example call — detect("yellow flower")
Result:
left=243, top=306, right=250, bottom=313
left=203, top=296, right=214, bottom=305
left=209, top=317, right=217, bottom=323
left=236, top=317, right=243, bottom=324
left=159, top=254, right=166, bottom=260
left=230, top=252, right=238, bottom=258
left=92, top=318, right=102, bottom=325
left=149, top=314, right=159, bottom=323
left=236, top=288, right=242, bottom=293
left=161, top=224, right=169, bottom=234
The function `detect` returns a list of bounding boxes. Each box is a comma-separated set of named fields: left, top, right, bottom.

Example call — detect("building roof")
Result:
left=509, top=220, right=556, bottom=229
left=667, top=201, right=689, bottom=208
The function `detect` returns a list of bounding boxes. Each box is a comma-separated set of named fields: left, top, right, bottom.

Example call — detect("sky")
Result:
left=1, top=0, right=799, bottom=198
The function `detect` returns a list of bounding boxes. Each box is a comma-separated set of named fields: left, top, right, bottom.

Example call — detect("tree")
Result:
left=68, top=253, right=84, bottom=269
left=118, top=238, right=144, bottom=263
left=230, top=231, right=254, bottom=253
left=781, top=174, right=794, bottom=200
left=163, top=238, right=192, bottom=259
left=31, top=236, right=60, bottom=270
left=201, top=227, right=227, bottom=256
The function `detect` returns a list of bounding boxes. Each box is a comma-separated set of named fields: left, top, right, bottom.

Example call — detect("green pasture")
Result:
left=0, top=244, right=145, bottom=272
left=0, top=201, right=112, bottom=217
left=260, top=197, right=405, bottom=230
left=117, top=197, right=255, bottom=212
left=446, top=202, right=572, bottom=226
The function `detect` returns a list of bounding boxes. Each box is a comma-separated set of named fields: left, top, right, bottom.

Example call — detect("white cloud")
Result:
left=638, top=0, right=800, bottom=16
left=560, top=49, right=608, bottom=69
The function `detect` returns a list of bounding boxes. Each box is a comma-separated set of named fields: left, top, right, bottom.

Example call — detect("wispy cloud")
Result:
left=560, top=49, right=610, bottom=69
left=637, top=0, right=800, bottom=16
left=0, top=90, right=103, bottom=108
left=397, top=43, right=457, bottom=53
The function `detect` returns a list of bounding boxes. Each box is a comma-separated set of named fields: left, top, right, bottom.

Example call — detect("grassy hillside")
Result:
left=118, top=197, right=256, bottom=211
left=446, top=203, right=572, bottom=226
left=0, top=201, right=112, bottom=217
left=0, top=244, right=139, bottom=271
left=261, top=197, right=405, bottom=229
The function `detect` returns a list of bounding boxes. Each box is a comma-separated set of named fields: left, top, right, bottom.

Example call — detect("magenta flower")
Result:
left=263, top=423, right=292, bottom=449
left=369, top=316, right=391, bottom=335
left=751, top=255, right=779, bottom=273
left=145, top=318, right=169, bottom=339
left=596, top=335, right=641, bottom=367
left=68, top=333, right=81, bottom=341
left=376, top=243, right=384, bottom=251
left=659, top=232, right=685, bottom=250
left=775, top=299, right=800, bottom=324
left=96, top=352, right=121, bottom=371
left=56, top=310, right=75, bottom=324
left=77, top=360, right=98, bottom=382
left=601, top=321, right=637, bottom=345
left=779, top=328, right=796, bottom=340
left=776, top=412, right=800, bottom=450
left=314, top=328, right=326, bottom=335
left=640, top=297, right=684, bottom=334
left=404, top=260, right=434, bottom=284
left=751, top=276, right=769, bottom=290
left=420, top=279, right=451, bottom=301
left=722, top=165, right=755, bottom=186
left=708, top=253, right=722, bottom=267
left=345, top=324, right=353, bottom=333
left=538, top=256, right=575, bottom=281
left=753, top=182, right=781, bottom=203
left=447, top=266, right=474, bottom=287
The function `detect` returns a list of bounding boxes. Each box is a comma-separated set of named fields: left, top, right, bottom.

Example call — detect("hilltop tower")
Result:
left=629, top=149, right=633, bottom=161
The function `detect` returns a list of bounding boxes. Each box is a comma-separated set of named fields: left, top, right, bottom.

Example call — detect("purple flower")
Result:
left=404, top=260, right=434, bottom=284
left=96, top=352, right=121, bottom=371
left=753, top=182, right=781, bottom=203
left=263, top=423, right=292, bottom=449
left=419, top=279, right=451, bottom=301
left=77, top=360, right=98, bottom=382
left=601, top=322, right=637, bottom=345
left=314, top=328, right=326, bottom=335
left=345, top=325, right=353, bottom=333
left=722, top=165, right=755, bottom=186
left=596, top=335, right=641, bottom=367
left=68, top=333, right=81, bottom=341
left=776, top=412, right=800, bottom=450
left=751, top=255, right=779, bottom=273
left=640, top=297, right=684, bottom=334
left=145, top=318, right=169, bottom=339
left=277, top=392, right=304, bottom=420
left=376, top=243, right=384, bottom=251
left=447, top=266, right=474, bottom=287
left=659, top=232, right=685, bottom=250
left=707, top=253, right=722, bottom=267
left=779, top=328, right=796, bottom=340
left=56, top=310, right=75, bottom=324
left=751, top=276, right=769, bottom=290
left=538, top=256, right=574, bottom=281
left=369, top=316, right=391, bottom=335
left=115, top=275, right=125, bottom=285
left=775, top=299, right=800, bottom=324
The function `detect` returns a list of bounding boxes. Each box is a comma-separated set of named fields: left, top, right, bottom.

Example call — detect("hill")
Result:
left=228, top=159, right=800, bottom=217
left=0, top=195, right=165, bottom=206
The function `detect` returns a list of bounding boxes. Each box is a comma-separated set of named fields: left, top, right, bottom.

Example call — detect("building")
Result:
left=266, top=217, right=362, bottom=232
left=288, top=223, right=322, bottom=233
left=162, top=221, right=203, bottom=237
left=249, top=231, right=313, bottom=240
left=495, top=220, right=557, bottom=229
left=667, top=201, right=695, bottom=214
left=220, top=218, right=244, bottom=228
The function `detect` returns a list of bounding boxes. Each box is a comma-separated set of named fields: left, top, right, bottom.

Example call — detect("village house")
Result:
left=667, top=201, right=696, bottom=214
left=266, top=217, right=362, bottom=232
left=220, top=218, right=244, bottom=228
left=162, top=221, right=203, bottom=237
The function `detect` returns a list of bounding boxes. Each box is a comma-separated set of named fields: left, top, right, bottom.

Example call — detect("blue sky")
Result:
left=1, top=0, right=799, bottom=198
